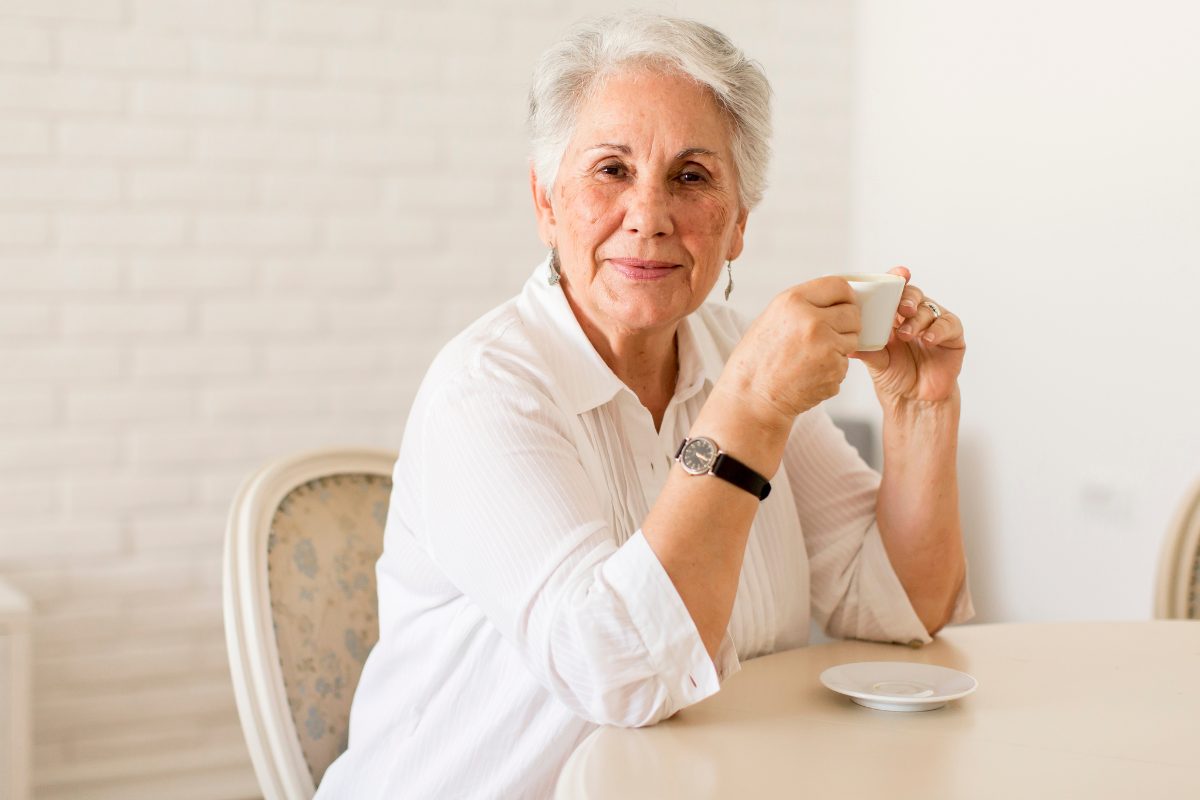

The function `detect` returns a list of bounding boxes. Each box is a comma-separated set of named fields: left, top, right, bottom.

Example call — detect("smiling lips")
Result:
left=608, top=257, right=681, bottom=281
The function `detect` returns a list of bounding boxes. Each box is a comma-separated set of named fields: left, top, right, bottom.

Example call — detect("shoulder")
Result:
left=684, top=301, right=755, bottom=364
left=414, top=296, right=561, bottom=425
left=693, top=301, right=753, bottom=339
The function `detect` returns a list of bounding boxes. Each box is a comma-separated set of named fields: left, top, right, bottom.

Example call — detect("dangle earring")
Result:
left=724, top=259, right=734, bottom=300
left=548, top=246, right=561, bottom=286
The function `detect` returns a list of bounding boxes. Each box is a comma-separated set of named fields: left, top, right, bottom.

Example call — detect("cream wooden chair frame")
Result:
left=222, top=447, right=396, bottom=800
left=0, top=579, right=31, bottom=800
left=1155, top=478, right=1200, bottom=619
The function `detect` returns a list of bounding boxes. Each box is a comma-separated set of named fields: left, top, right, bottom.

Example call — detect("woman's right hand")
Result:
left=716, top=277, right=861, bottom=429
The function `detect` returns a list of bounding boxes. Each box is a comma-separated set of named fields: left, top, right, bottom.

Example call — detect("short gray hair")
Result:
left=527, top=12, right=773, bottom=209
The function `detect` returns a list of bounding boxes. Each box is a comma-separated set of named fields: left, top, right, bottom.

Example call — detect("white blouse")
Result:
left=316, top=260, right=974, bottom=800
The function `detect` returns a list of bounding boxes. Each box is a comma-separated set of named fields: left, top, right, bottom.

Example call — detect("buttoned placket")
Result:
left=620, top=393, right=669, bottom=507
left=658, top=397, right=685, bottom=478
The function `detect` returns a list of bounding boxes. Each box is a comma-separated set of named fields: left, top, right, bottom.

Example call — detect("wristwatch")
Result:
left=674, top=436, right=771, bottom=501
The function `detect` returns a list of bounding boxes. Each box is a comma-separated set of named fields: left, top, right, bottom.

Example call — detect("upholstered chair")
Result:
left=224, top=448, right=396, bottom=800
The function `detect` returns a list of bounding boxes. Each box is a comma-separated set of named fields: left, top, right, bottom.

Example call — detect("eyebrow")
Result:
left=588, top=144, right=722, bottom=161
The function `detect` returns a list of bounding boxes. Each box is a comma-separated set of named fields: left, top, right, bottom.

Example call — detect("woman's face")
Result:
left=533, top=67, right=748, bottom=340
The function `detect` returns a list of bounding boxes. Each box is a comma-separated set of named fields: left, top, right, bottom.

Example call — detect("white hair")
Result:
left=527, top=12, right=773, bottom=209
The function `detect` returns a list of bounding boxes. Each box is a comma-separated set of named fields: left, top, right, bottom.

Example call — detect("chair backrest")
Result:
left=1155, top=478, right=1200, bottom=619
left=223, top=448, right=396, bottom=800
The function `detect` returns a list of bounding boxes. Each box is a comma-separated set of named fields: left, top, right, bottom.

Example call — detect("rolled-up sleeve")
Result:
left=602, top=532, right=740, bottom=712
left=784, top=407, right=975, bottom=645
left=417, top=373, right=734, bottom=727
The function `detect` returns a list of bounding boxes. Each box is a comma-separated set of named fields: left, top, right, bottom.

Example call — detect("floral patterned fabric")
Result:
left=267, top=472, right=391, bottom=786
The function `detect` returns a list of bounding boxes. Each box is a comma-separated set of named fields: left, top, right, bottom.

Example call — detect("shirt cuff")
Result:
left=947, top=559, right=976, bottom=625
left=602, top=530, right=740, bottom=712
left=857, top=523, right=975, bottom=646
left=712, top=631, right=741, bottom=682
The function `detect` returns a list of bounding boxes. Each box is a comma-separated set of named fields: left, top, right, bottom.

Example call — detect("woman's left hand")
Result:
left=853, top=266, right=966, bottom=406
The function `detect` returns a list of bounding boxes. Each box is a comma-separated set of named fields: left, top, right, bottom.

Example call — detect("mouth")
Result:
left=607, top=258, right=682, bottom=281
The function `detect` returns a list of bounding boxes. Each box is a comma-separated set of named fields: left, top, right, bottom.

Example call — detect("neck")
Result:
left=563, top=293, right=679, bottom=430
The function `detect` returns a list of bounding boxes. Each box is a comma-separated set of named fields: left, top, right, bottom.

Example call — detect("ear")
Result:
left=530, top=163, right=557, bottom=247
left=726, top=205, right=749, bottom=261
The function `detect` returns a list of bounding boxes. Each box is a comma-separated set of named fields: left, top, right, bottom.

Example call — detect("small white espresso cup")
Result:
left=837, top=273, right=906, bottom=352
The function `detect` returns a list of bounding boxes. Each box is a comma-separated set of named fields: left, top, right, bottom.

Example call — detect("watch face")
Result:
left=680, top=437, right=718, bottom=474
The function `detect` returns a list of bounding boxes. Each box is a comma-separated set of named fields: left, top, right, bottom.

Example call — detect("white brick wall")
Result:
left=0, top=1, right=853, bottom=797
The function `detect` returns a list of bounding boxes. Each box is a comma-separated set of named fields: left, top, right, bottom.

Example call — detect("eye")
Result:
left=677, top=168, right=709, bottom=184
left=597, top=162, right=626, bottom=178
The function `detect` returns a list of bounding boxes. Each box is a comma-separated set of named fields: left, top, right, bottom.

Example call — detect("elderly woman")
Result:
left=318, top=12, right=972, bottom=800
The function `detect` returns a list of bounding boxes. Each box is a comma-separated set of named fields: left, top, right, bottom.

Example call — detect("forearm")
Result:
left=875, top=391, right=966, bottom=634
left=641, top=384, right=791, bottom=660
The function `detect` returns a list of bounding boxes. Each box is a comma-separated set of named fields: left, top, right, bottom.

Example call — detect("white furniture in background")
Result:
left=1156, top=478, right=1200, bottom=619
left=0, top=579, right=32, bottom=800
left=223, top=448, right=395, bottom=800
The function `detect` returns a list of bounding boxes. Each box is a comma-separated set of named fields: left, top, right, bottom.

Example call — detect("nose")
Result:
left=623, top=180, right=673, bottom=238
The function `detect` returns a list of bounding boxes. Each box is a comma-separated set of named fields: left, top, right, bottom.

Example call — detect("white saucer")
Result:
left=819, top=661, right=978, bottom=712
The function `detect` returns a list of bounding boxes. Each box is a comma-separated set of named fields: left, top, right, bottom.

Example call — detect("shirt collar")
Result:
left=516, top=257, right=726, bottom=416
left=516, top=258, right=624, bottom=415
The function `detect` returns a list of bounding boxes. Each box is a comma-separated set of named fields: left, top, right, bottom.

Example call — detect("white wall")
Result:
left=17, top=1, right=1192, bottom=794
left=0, top=1, right=854, bottom=797
left=839, top=1, right=1200, bottom=622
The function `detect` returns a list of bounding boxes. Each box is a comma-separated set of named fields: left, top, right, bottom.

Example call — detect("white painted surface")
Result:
left=0, top=1, right=854, bottom=796
left=839, top=0, right=1200, bottom=621
left=12, top=1, right=1191, bottom=794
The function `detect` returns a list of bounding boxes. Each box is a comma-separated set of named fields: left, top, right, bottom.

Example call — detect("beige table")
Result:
left=556, top=621, right=1200, bottom=799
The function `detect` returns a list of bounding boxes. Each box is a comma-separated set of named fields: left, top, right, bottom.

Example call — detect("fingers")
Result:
left=836, top=331, right=861, bottom=356
left=825, top=301, right=861, bottom=335
left=896, top=300, right=964, bottom=346
left=817, top=302, right=861, bottom=355
left=735, top=289, right=860, bottom=419
left=896, top=298, right=933, bottom=339
left=894, top=284, right=925, bottom=326
left=919, top=315, right=964, bottom=347
left=876, top=270, right=965, bottom=348
left=771, top=280, right=861, bottom=340
left=801, top=276, right=856, bottom=308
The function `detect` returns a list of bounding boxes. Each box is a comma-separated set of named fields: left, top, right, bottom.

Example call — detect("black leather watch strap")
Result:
left=675, top=437, right=772, bottom=501
left=712, top=452, right=772, bottom=501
